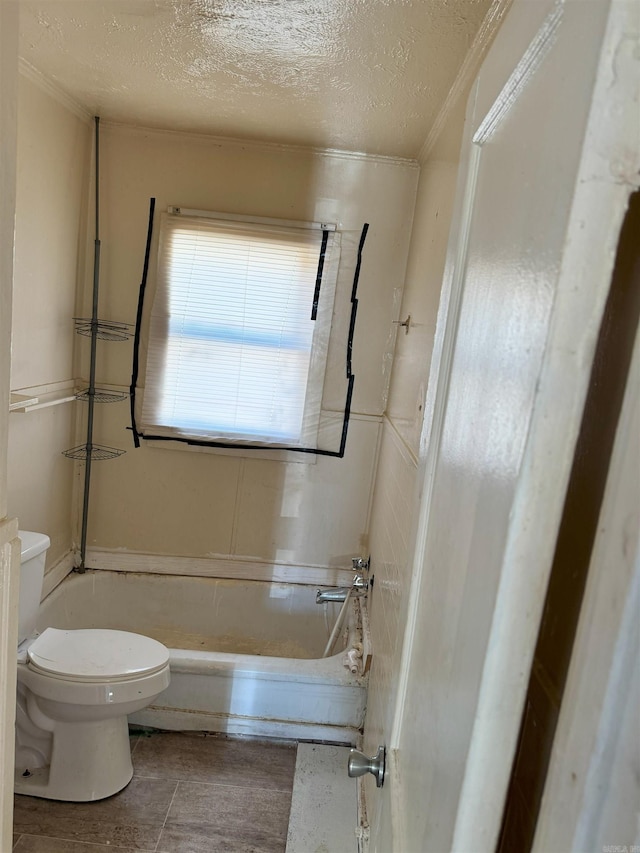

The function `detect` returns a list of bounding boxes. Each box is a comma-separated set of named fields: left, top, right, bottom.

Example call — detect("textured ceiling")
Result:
left=19, top=0, right=494, bottom=158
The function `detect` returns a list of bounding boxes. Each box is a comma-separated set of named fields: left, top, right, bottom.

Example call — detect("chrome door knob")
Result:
left=347, top=745, right=385, bottom=787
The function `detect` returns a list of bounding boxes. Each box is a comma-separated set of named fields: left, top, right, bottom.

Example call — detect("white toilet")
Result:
left=15, top=531, right=170, bottom=802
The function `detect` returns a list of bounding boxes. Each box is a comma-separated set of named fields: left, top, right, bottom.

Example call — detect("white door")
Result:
left=384, top=1, right=639, bottom=851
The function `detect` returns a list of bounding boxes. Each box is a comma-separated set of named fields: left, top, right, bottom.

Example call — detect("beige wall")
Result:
left=0, top=4, right=20, bottom=848
left=363, top=107, right=466, bottom=838
left=80, top=125, right=418, bottom=568
left=7, top=75, right=90, bottom=568
left=0, top=5, right=18, bottom=525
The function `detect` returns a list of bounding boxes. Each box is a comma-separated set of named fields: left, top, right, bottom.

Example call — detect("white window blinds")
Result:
left=140, top=213, right=338, bottom=446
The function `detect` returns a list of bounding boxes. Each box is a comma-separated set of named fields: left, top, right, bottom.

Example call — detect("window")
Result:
left=138, top=211, right=339, bottom=448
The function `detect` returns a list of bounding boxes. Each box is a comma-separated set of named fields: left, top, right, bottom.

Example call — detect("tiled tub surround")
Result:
left=361, top=418, right=420, bottom=841
left=13, top=731, right=296, bottom=852
left=36, top=571, right=368, bottom=743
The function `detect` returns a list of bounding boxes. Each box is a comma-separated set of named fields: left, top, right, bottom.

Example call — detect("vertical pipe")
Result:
left=79, top=116, right=101, bottom=571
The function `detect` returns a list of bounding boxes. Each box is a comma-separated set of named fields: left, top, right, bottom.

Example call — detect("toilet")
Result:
left=14, top=531, right=170, bottom=802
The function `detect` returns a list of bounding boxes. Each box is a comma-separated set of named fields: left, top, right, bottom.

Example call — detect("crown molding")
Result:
left=418, top=0, right=513, bottom=163
left=100, top=119, right=420, bottom=169
left=17, top=60, right=419, bottom=167
left=18, top=57, right=93, bottom=124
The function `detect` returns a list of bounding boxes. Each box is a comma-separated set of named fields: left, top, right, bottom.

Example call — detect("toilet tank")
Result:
left=18, top=531, right=50, bottom=645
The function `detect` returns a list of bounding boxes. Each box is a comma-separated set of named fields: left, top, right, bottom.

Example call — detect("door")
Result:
left=383, top=1, right=639, bottom=851
left=498, top=188, right=640, bottom=849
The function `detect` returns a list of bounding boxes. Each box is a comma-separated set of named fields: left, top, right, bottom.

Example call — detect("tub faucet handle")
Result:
left=352, top=574, right=369, bottom=592
left=352, top=556, right=370, bottom=571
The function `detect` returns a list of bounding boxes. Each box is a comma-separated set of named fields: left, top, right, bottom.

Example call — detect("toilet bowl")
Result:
left=15, top=532, right=170, bottom=801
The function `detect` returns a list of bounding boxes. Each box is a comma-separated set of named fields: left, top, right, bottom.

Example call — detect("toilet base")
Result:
left=14, top=715, right=133, bottom=801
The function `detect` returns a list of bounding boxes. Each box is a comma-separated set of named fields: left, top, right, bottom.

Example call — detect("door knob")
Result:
left=347, top=745, right=385, bottom=787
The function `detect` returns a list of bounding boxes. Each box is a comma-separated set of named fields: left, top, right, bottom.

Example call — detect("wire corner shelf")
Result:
left=75, top=387, right=128, bottom=404
left=62, top=443, right=125, bottom=462
left=74, top=318, right=132, bottom=342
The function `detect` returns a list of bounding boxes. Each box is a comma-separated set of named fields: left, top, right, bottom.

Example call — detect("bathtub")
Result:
left=36, top=571, right=368, bottom=744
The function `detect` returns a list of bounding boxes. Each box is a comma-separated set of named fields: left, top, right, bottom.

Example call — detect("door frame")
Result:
left=534, top=270, right=640, bottom=851
left=387, top=1, right=640, bottom=850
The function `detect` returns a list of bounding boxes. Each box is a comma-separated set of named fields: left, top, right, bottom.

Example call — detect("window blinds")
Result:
left=140, top=214, right=335, bottom=445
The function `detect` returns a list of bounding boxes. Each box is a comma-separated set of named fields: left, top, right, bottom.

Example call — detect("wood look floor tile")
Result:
left=157, top=780, right=292, bottom=853
left=133, top=732, right=297, bottom=791
left=13, top=776, right=177, bottom=850
left=13, top=835, right=153, bottom=852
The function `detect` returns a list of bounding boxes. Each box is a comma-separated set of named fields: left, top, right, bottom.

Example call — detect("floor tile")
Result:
left=133, top=731, right=297, bottom=791
left=13, top=776, right=177, bottom=850
left=157, top=779, right=292, bottom=853
left=286, top=744, right=357, bottom=853
left=14, top=835, right=152, bottom=852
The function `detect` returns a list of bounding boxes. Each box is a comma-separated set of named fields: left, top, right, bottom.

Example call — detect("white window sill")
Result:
left=140, top=412, right=381, bottom=463
left=142, top=437, right=319, bottom=464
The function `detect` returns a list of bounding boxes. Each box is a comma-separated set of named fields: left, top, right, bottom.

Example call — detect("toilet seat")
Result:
left=27, top=627, right=169, bottom=683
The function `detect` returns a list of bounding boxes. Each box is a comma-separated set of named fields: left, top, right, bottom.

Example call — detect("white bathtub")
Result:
left=36, top=571, right=368, bottom=743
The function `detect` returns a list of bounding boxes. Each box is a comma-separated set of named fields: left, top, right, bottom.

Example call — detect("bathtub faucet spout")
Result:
left=316, top=560, right=370, bottom=604
left=316, top=587, right=350, bottom=603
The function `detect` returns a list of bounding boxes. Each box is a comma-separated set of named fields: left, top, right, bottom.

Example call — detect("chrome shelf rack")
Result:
left=63, top=116, right=129, bottom=571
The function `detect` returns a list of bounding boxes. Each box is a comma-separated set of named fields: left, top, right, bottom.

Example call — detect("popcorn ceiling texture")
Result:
left=19, top=0, right=493, bottom=157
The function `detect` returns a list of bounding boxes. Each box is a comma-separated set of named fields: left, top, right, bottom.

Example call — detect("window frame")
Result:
left=135, top=208, right=341, bottom=452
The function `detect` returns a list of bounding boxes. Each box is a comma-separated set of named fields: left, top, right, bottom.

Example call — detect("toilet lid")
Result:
left=27, top=627, right=170, bottom=682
